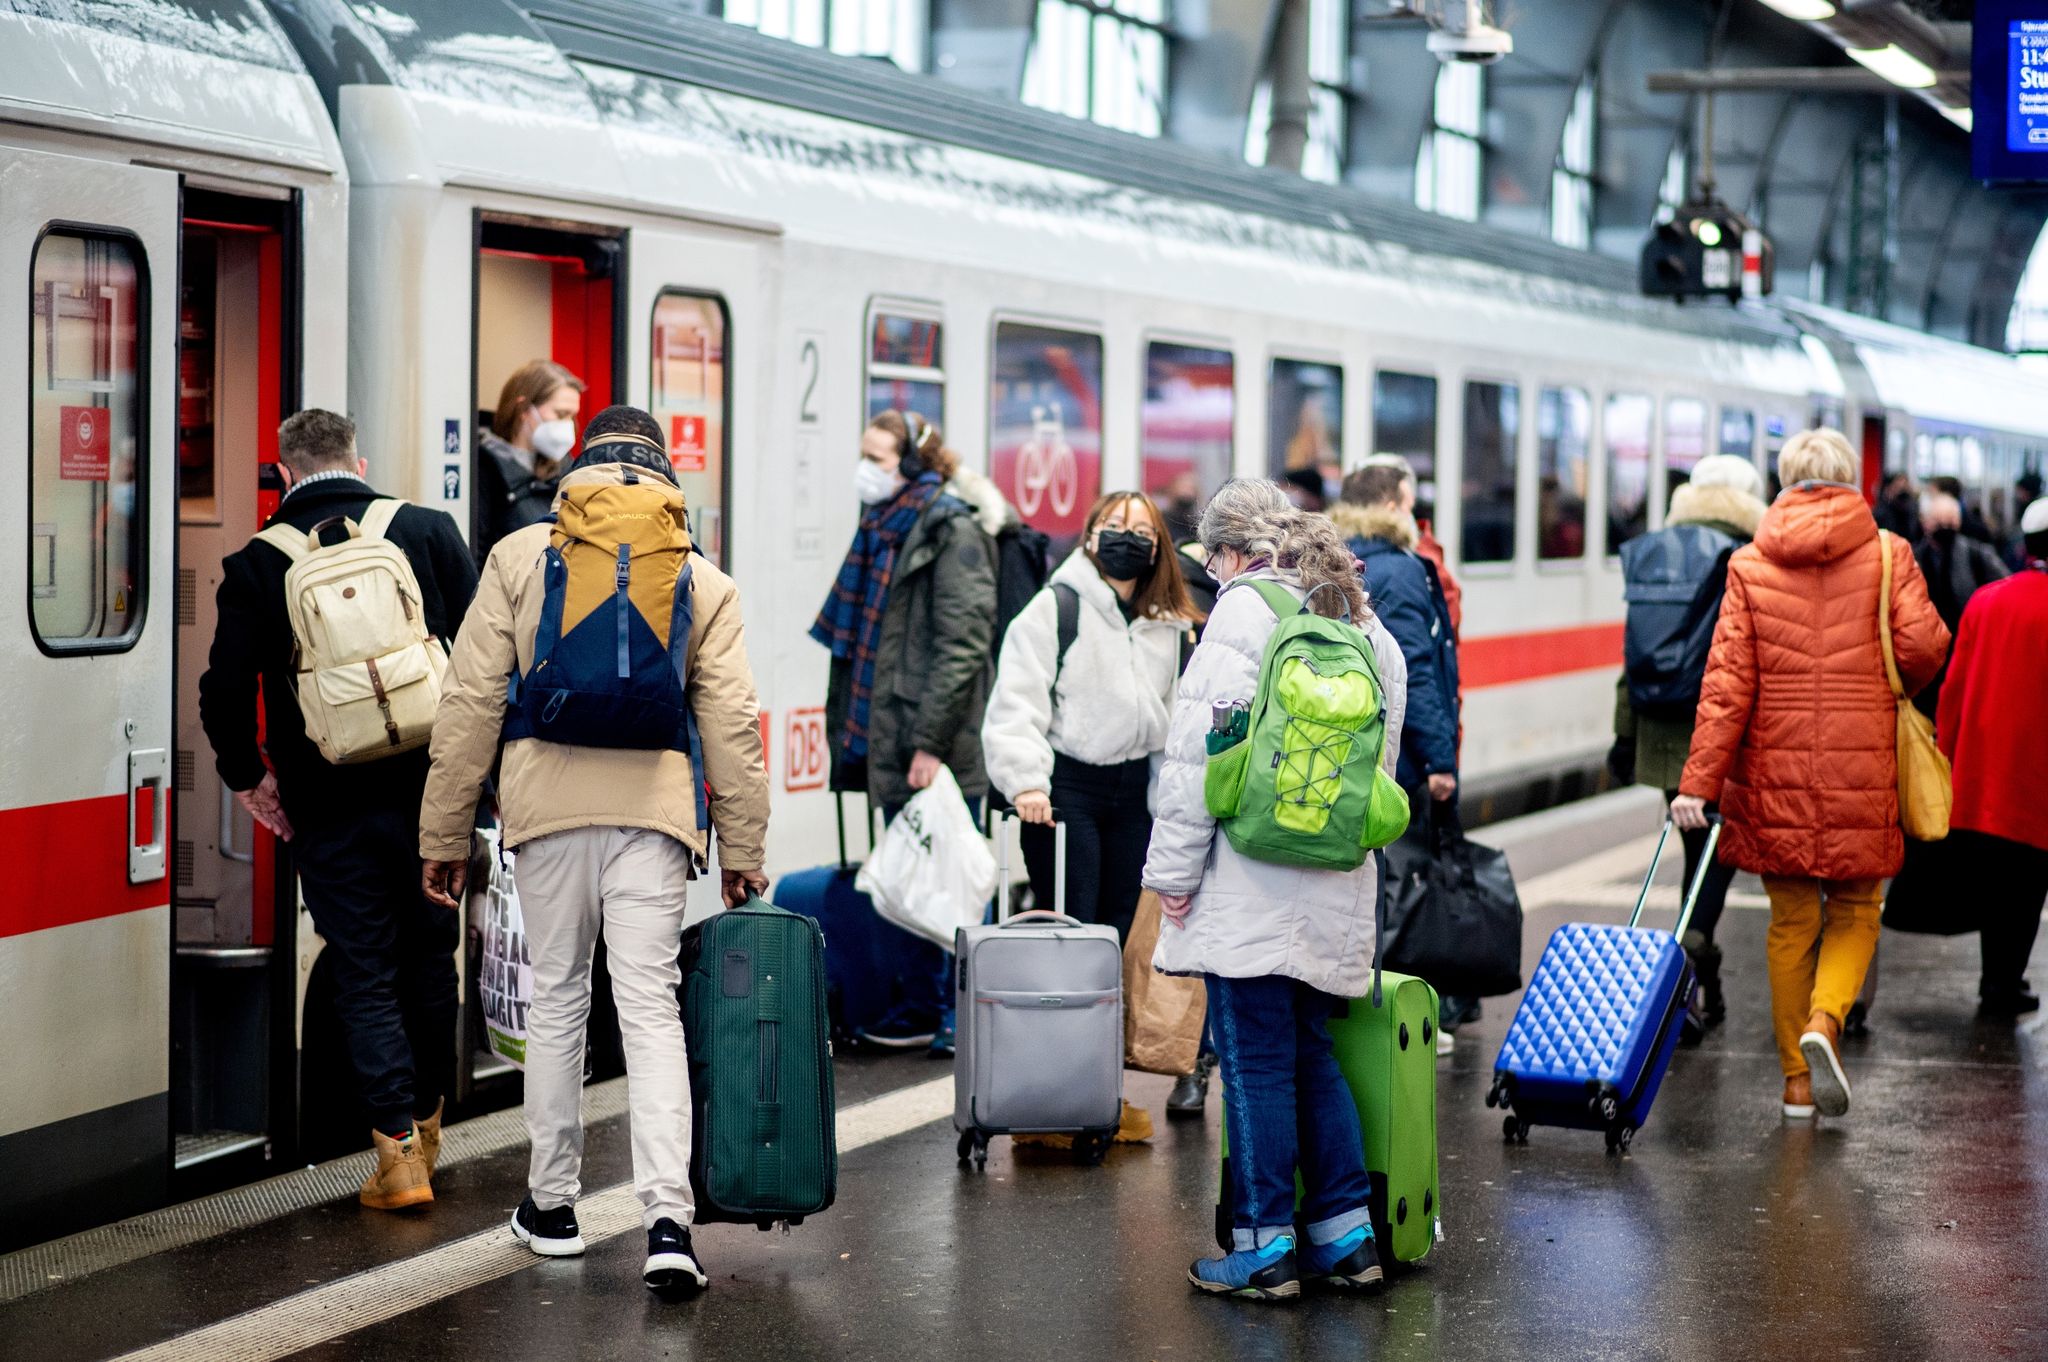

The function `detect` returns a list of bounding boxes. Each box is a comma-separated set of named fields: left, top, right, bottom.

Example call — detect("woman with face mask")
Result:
left=475, top=360, right=586, bottom=563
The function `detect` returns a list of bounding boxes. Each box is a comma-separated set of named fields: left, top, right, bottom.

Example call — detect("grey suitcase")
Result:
left=953, top=815, right=1124, bottom=1167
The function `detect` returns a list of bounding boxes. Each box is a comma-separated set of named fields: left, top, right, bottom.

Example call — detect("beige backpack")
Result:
left=256, top=499, right=449, bottom=764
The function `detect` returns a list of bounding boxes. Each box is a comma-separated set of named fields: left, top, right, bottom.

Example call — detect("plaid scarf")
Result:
left=811, top=473, right=942, bottom=759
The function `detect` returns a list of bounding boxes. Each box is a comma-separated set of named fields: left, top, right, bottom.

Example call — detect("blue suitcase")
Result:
left=773, top=794, right=941, bottom=1043
left=1486, top=819, right=1721, bottom=1154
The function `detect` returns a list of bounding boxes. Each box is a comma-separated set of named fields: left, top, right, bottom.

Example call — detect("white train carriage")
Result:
left=5, top=0, right=2048, bottom=1245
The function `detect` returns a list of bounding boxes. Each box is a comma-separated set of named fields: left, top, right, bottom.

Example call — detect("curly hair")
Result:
left=1198, top=478, right=1370, bottom=623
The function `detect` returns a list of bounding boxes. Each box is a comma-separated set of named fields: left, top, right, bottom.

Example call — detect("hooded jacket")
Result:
left=419, top=463, right=770, bottom=869
left=1329, top=501, right=1458, bottom=785
left=1678, top=483, right=1948, bottom=881
left=1611, top=480, right=1767, bottom=792
left=1144, top=570, right=1408, bottom=999
left=824, top=465, right=1002, bottom=810
left=981, top=549, right=1187, bottom=799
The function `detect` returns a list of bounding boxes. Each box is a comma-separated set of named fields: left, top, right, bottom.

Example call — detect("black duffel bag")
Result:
left=1882, top=833, right=1981, bottom=936
left=1380, top=801, right=1524, bottom=998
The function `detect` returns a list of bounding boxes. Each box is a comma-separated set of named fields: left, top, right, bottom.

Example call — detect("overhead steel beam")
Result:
left=1646, top=67, right=1963, bottom=94
left=1477, top=0, right=1615, bottom=241
left=1165, top=0, right=1281, bottom=155
left=928, top=0, right=1039, bottom=98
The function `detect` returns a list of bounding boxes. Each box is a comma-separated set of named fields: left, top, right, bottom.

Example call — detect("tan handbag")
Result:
left=1877, top=531, right=1952, bottom=841
left=1122, top=890, right=1207, bottom=1076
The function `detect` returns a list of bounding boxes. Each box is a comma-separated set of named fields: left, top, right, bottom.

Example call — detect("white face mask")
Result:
left=530, top=417, right=576, bottom=462
left=854, top=459, right=905, bottom=506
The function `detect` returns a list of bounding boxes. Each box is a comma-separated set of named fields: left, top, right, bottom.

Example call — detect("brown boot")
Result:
left=1781, top=1073, right=1815, bottom=1119
left=359, top=1126, right=434, bottom=1211
left=416, top=1099, right=445, bottom=1179
left=1798, top=1010, right=1851, bottom=1118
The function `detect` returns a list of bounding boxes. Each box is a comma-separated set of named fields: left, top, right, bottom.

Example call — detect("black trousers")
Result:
left=293, top=800, right=459, bottom=1133
left=1664, top=790, right=1738, bottom=944
left=1019, top=754, right=1153, bottom=945
left=1956, top=829, right=2048, bottom=999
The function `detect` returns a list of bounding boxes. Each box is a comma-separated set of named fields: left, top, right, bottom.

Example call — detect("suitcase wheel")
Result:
left=1072, top=1132, right=1111, bottom=1166
left=1501, top=1115, right=1530, bottom=1144
left=957, top=1129, right=990, bottom=1168
left=1603, top=1124, right=1635, bottom=1156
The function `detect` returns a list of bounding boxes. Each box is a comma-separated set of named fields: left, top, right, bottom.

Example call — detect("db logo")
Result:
left=784, top=708, right=827, bottom=792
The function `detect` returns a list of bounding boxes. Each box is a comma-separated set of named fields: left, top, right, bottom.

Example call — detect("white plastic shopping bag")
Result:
left=479, top=837, right=533, bottom=1069
left=856, top=764, right=998, bottom=949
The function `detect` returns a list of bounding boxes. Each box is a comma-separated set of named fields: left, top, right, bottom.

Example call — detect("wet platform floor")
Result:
left=5, top=834, right=2044, bottom=1362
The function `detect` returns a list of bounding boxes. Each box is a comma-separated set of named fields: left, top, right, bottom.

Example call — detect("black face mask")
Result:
left=1094, top=530, right=1155, bottom=581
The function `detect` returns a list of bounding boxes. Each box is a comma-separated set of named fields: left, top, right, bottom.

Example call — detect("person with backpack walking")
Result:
left=474, top=359, right=585, bottom=563
left=1935, top=498, right=2048, bottom=1019
left=815, top=410, right=1002, bottom=1056
left=1145, top=478, right=1410, bottom=1301
left=1609, top=454, right=1766, bottom=1035
left=1911, top=490, right=2008, bottom=718
left=1675, top=430, right=1948, bottom=1120
left=418, top=405, right=771, bottom=1294
left=198, top=409, right=477, bottom=1212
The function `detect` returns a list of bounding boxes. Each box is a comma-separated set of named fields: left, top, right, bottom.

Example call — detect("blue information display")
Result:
left=2009, top=20, right=2048, bottom=151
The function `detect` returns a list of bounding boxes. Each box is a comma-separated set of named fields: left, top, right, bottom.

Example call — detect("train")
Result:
left=4, top=0, right=2045, bottom=1249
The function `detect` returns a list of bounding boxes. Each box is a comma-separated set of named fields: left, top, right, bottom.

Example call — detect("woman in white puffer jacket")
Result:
left=1146, top=478, right=1408, bottom=1302
left=982, top=490, right=1202, bottom=942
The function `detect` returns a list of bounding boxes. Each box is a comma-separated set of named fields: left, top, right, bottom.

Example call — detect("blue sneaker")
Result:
left=1188, top=1236, right=1300, bottom=1301
left=855, top=1004, right=938, bottom=1050
left=928, top=1017, right=956, bottom=1058
left=1302, top=1226, right=1384, bottom=1292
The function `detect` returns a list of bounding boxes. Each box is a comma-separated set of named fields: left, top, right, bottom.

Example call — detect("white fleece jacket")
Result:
left=981, top=550, right=1188, bottom=799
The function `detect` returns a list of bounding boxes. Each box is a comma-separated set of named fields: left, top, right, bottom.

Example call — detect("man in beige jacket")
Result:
left=419, top=405, right=769, bottom=1295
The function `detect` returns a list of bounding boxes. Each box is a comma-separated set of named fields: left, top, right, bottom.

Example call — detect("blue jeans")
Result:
left=1208, top=973, right=1374, bottom=1252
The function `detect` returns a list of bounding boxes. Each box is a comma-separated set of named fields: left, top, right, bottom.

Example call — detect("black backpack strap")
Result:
left=1052, top=582, right=1081, bottom=686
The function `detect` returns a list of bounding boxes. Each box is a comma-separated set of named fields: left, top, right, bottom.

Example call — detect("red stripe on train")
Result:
left=0, top=793, right=171, bottom=939
left=1461, top=622, right=1625, bottom=690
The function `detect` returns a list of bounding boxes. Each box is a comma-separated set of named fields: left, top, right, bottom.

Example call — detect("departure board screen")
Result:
left=2010, top=19, right=2048, bottom=151
left=1977, top=1, right=2048, bottom=181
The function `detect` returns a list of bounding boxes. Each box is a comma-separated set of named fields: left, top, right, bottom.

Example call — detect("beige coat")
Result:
left=419, top=464, right=770, bottom=869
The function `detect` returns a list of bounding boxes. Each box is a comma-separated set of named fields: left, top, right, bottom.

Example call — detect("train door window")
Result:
left=1719, top=407, right=1755, bottom=459
left=991, top=320, right=1103, bottom=555
left=867, top=309, right=943, bottom=424
left=650, top=291, right=731, bottom=567
left=1765, top=414, right=1790, bottom=498
left=1461, top=379, right=1518, bottom=566
left=1604, top=392, right=1652, bottom=555
left=1664, top=397, right=1707, bottom=507
left=30, top=230, right=146, bottom=651
left=1269, top=357, right=1343, bottom=498
left=1373, top=369, right=1438, bottom=511
left=1537, top=386, right=1590, bottom=563
left=1143, top=341, right=1233, bottom=536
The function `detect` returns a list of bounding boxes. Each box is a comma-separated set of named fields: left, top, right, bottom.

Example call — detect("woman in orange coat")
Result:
left=1673, top=430, right=1948, bottom=1121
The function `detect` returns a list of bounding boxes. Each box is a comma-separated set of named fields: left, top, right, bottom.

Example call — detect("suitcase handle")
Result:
left=1628, top=816, right=1724, bottom=937
left=999, top=909, right=1083, bottom=930
left=990, top=810, right=1067, bottom=923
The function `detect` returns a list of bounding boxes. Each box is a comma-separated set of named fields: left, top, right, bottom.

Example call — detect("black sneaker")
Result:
left=644, top=1218, right=707, bottom=1294
left=511, top=1196, right=585, bottom=1256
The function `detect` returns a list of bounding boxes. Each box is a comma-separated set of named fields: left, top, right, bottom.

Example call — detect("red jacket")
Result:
left=1936, top=567, right=2048, bottom=852
left=1680, top=485, right=1949, bottom=880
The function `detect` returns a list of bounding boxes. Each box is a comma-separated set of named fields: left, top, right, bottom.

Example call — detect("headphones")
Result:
left=901, top=412, right=932, bottom=480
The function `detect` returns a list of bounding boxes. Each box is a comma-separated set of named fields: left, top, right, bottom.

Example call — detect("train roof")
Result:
left=1785, top=300, right=2048, bottom=442
left=0, top=0, right=340, bottom=173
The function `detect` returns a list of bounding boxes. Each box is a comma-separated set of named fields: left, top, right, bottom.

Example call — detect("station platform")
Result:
left=5, top=801, right=2043, bottom=1362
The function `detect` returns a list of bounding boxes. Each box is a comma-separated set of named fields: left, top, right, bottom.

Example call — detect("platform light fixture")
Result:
left=1758, top=0, right=1835, bottom=20
left=1846, top=44, right=1938, bottom=90
left=1942, top=104, right=1973, bottom=132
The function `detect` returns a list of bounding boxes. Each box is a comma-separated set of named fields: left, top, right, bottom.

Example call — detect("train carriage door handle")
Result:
left=128, top=747, right=169, bottom=884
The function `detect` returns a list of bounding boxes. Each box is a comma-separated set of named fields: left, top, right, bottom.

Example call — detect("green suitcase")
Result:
left=680, top=896, right=838, bottom=1229
left=1216, top=856, right=1441, bottom=1267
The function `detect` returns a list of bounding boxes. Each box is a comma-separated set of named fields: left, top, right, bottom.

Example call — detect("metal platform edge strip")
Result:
left=0, top=1078, right=631, bottom=1305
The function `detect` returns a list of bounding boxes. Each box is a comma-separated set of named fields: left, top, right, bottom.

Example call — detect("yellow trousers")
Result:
left=1761, top=876, right=1883, bottom=1077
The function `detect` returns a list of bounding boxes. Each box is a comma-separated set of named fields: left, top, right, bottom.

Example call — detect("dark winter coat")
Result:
left=1330, top=502, right=1459, bottom=786
left=473, top=431, right=560, bottom=564
left=825, top=469, right=1002, bottom=811
left=198, top=476, right=478, bottom=828
left=1912, top=529, right=2010, bottom=717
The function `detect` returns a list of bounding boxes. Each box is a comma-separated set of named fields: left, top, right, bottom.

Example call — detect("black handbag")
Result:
left=1381, top=801, right=1525, bottom=998
left=1882, top=835, right=1981, bottom=936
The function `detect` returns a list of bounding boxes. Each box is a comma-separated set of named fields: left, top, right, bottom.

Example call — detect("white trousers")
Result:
left=515, top=826, right=694, bottom=1228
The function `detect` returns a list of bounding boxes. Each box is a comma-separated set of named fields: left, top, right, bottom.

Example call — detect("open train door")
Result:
left=0, top=148, right=179, bottom=1247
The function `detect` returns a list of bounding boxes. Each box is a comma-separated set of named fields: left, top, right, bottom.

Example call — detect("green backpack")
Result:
left=1203, top=580, right=1410, bottom=870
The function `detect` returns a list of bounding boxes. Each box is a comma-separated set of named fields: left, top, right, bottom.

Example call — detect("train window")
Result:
left=867, top=310, right=943, bottom=425
left=30, top=230, right=147, bottom=652
left=1461, top=380, right=1518, bottom=565
left=1143, top=341, right=1233, bottom=541
left=1373, top=370, right=1438, bottom=509
left=1269, top=358, right=1344, bottom=502
left=1604, top=392, right=1652, bottom=555
left=1538, top=387, right=1590, bottom=562
left=1719, top=407, right=1755, bottom=459
left=1664, top=397, right=1707, bottom=504
left=991, top=320, right=1103, bottom=554
left=649, top=290, right=731, bottom=567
